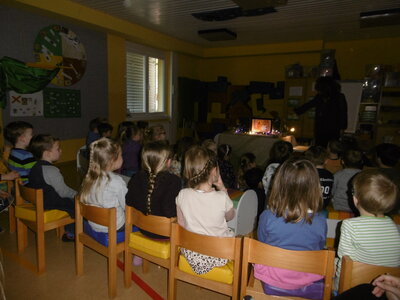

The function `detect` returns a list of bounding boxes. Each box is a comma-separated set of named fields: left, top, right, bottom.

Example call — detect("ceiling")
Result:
left=70, top=0, right=400, bottom=47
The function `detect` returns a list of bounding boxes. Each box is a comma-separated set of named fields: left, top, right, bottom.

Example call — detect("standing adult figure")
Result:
left=295, top=77, right=348, bottom=147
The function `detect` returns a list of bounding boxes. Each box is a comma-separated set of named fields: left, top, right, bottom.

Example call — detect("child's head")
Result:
left=240, top=152, right=257, bottom=172
left=144, top=124, right=167, bottom=143
left=98, top=122, right=113, bottom=138
left=79, top=138, right=122, bottom=202
left=375, top=143, right=400, bottom=168
left=244, top=167, right=263, bottom=190
left=88, top=137, right=122, bottom=174
left=352, top=169, right=397, bottom=215
left=29, top=134, right=60, bottom=162
left=269, top=158, right=322, bottom=223
left=202, top=139, right=217, bottom=154
left=141, top=141, right=172, bottom=176
left=173, top=136, right=195, bottom=161
left=305, top=146, right=328, bottom=167
left=118, top=121, right=135, bottom=137
left=4, top=121, right=33, bottom=147
left=342, top=149, right=363, bottom=169
left=119, top=122, right=141, bottom=143
left=184, top=145, right=218, bottom=189
left=268, top=140, right=293, bottom=164
left=89, top=117, right=107, bottom=132
left=217, top=144, right=232, bottom=161
left=327, top=139, right=344, bottom=156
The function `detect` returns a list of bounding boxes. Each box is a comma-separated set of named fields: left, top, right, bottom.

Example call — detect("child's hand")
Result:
left=213, top=168, right=227, bottom=192
left=2, top=171, right=20, bottom=181
left=372, top=274, right=400, bottom=300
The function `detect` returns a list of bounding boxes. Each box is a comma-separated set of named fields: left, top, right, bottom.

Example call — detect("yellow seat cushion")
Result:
left=178, top=254, right=234, bottom=284
left=15, top=204, right=69, bottom=223
left=128, top=231, right=170, bottom=259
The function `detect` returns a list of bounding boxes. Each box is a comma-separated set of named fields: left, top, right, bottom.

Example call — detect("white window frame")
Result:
left=126, top=42, right=168, bottom=120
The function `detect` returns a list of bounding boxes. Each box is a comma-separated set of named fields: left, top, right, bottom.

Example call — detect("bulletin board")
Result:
left=43, top=87, right=81, bottom=117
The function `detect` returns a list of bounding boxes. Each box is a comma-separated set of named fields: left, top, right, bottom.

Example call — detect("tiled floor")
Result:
left=0, top=162, right=230, bottom=300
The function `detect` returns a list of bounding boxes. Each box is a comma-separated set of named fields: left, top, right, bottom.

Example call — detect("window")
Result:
left=126, top=43, right=166, bottom=116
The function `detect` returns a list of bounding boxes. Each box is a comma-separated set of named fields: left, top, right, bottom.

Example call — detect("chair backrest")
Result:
left=235, top=189, right=258, bottom=236
left=338, top=255, right=400, bottom=293
left=241, top=237, right=335, bottom=300
left=78, top=202, right=116, bottom=228
left=76, top=145, right=88, bottom=174
left=75, top=197, right=118, bottom=244
left=126, top=205, right=174, bottom=237
left=170, top=223, right=241, bottom=298
left=171, top=223, right=241, bottom=260
left=15, top=179, right=43, bottom=207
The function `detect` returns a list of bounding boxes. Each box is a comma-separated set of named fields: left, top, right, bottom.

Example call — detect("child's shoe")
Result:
left=133, top=255, right=143, bottom=266
left=62, top=232, right=75, bottom=242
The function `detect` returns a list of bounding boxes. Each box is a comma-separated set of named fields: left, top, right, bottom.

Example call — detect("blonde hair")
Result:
left=183, top=145, right=217, bottom=189
left=353, top=169, right=397, bottom=215
left=78, top=138, right=121, bottom=205
left=268, top=158, right=322, bottom=224
left=141, top=141, right=172, bottom=214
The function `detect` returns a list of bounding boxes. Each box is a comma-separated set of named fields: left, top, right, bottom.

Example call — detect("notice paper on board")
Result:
left=289, top=86, right=303, bottom=96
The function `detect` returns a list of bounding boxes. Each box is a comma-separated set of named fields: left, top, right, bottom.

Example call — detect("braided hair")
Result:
left=78, top=138, right=121, bottom=205
left=141, top=141, right=172, bottom=214
left=183, top=145, right=217, bottom=189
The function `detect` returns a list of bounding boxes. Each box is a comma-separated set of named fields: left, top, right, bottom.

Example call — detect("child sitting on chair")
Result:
left=176, top=145, right=235, bottom=274
left=332, top=149, right=363, bottom=212
left=336, top=169, right=400, bottom=286
left=78, top=138, right=127, bottom=233
left=4, top=121, right=36, bottom=185
left=125, top=141, right=181, bottom=239
left=256, top=158, right=326, bottom=299
left=28, top=134, right=76, bottom=241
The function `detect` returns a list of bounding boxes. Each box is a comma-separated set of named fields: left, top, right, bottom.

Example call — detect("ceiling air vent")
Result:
left=198, top=29, right=237, bottom=41
left=231, top=0, right=287, bottom=11
left=360, top=8, right=400, bottom=28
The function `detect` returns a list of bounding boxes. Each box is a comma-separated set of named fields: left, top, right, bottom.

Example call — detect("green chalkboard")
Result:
left=43, top=87, right=81, bottom=117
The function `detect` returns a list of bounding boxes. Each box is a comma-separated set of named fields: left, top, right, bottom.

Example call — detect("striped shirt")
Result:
left=8, top=148, right=36, bottom=185
left=336, top=216, right=400, bottom=279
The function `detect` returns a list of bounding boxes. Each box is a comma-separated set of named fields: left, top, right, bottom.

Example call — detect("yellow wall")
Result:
left=107, top=34, right=126, bottom=129
left=326, top=37, right=400, bottom=80
left=4, top=0, right=400, bottom=162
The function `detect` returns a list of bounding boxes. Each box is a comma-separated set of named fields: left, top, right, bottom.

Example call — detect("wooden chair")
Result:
left=240, top=237, right=335, bottom=300
left=227, top=189, right=258, bottom=236
left=168, top=223, right=241, bottom=300
left=15, top=179, right=74, bottom=274
left=75, top=197, right=125, bottom=298
left=1, top=180, right=15, bottom=233
left=124, top=206, right=175, bottom=291
left=338, top=255, right=400, bottom=293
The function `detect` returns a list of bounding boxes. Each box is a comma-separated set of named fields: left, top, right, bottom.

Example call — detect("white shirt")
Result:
left=176, top=188, right=234, bottom=237
left=83, top=172, right=128, bottom=232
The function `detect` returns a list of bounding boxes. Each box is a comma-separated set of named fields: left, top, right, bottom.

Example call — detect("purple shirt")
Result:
left=122, top=140, right=141, bottom=173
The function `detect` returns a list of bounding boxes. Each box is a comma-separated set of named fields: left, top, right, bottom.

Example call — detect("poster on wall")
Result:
left=9, top=90, right=44, bottom=116
left=43, top=87, right=81, bottom=117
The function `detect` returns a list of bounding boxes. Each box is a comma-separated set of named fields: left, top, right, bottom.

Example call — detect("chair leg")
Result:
left=124, top=251, right=132, bottom=288
left=16, top=219, right=27, bottom=253
left=108, top=253, right=117, bottom=298
left=56, top=226, right=65, bottom=239
left=8, top=205, right=16, bottom=233
left=36, top=230, right=45, bottom=274
left=168, top=275, right=176, bottom=300
left=142, top=259, right=149, bottom=274
left=76, top=235, right=84, bottom=275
